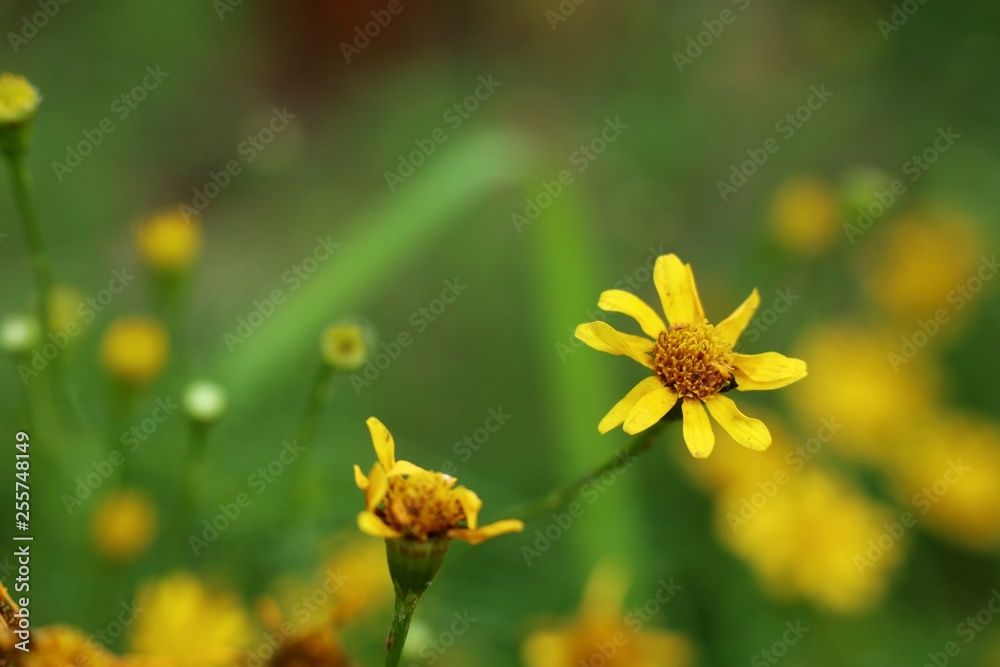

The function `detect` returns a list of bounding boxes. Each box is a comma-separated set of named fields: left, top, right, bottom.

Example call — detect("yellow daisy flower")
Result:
left=353, top=417, right=524, bottom=544
left=575, top=253, right=807, bottom=458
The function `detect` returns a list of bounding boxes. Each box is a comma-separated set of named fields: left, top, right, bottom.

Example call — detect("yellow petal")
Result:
left=455, top=487, right=483, bottom=530
left=702, top=394, right=771, bottom=451
left=715, top=289, right=760, bottom=345
left=574, top=322, right=654, bottom=368
left=357, top=510, right=402, bottom=539
left=732, top=352, right=807, bottom=390
left=598, top=376, right=665, bottom=434
left=686, top=263, right=706, bottom=322
left=681, top=398, right=715, bottom=458
left=598, top=290, right=666, bottom=338
left=353, top=464, right=369, bottom=490
left=623, top=385, right=679, bottom=434
left=449, top=519, right=524, bottom=545
left=366, top=416, right=396, bottom=471
left=387, top=460, right=427, bottom=477
left=654, top=254, right=698, bottom=325
left=365, top=463, right=389, bottom=511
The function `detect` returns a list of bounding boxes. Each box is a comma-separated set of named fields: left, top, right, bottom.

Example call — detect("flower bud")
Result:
left=321, top=323, right=369, bottom=371
left=0, top=314, right=39, bottom=356
left=0, top=73, right=40, bottom=158
left=183, top=380, right=228, bottom=424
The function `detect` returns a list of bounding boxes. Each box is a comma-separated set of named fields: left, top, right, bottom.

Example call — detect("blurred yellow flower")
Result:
left=254, top=598, right=351, bottom=667
left=862, top=211, right=986, bottom=321
left=888, top=414, right=1000, bottom=551
left=19, top=626, right=115, bottom=667
left=522, top=561, right=694, bottom=667
left=576, top=253, right=807, bottom=457
left=717, top=468, right=903, bottom=613
left=92, top=488, right=158, bottom=562
left=354, top=417, right=524, bottom=544
left=135, top=208, right=201, bottom=272
left=101, top=317, right=169, bottom=385
left=769, top=176, right=840, bottom=256
left=789, top=324, right=939, bottom=463
left=321, top=323, right=368, bottom=371
left=130, top=572, right=252, bottom=667
left=322, top=537, right=392, bottom=624
left=0, top=74, right=40, bottom=126
left=269, top=537, right=392, bottom=632
left=47, top=285, right=84, bottom=334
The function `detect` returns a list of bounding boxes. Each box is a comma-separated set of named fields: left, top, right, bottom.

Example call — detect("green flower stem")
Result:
left=290, top=363, right=334, bottom=518
left=507, top=416, right=677, bottom=522
left=178, top=420, right=210, bottom=529
left=4, top=153, right=52, bottom=340
left=386, top=590, right=421, bottom=667
left=110, top=383, right=139, bottom=483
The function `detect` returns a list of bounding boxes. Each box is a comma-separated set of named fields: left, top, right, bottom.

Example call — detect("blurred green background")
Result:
left=2, top=0, right=1000, bottom=665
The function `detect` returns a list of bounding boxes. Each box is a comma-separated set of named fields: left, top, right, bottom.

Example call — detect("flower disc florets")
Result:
left=652, top=322, right=734, bottom=399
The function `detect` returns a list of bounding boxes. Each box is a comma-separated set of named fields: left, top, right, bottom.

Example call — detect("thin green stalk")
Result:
left=386, top=591, right=421, bottom=667
left=5, top=153, right=52, bottom=340
left=110, top=384, right=138, bottom=484
left=178, top=420, right=210, bottom=533
left=507, top=416, right=677, bottom=522
left=290, top=363, right=333, bottom=518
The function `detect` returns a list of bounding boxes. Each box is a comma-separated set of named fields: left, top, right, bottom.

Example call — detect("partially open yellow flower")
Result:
left=576, top=253, right=807, bottom=458
left=19, top=626, right=115, bottom=667
left=129, top=572, right=252, bottom=667
left=135, top=208, right=201, bottom=272
left=92, top=488, right=158, bottom=562
left=101, top=317, right=169, bottom=385
left=353, top=417, right=524, bottom=544
left=522, top=561, right=694, bottom=667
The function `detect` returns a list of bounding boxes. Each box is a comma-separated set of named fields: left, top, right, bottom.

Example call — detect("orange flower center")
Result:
left=378, top=472, right=466, bottom=541
left=652, top=322, right=734, bottom=399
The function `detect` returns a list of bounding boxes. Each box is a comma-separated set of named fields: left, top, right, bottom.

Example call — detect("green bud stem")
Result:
left=505, top=414, right=678, bottom=522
